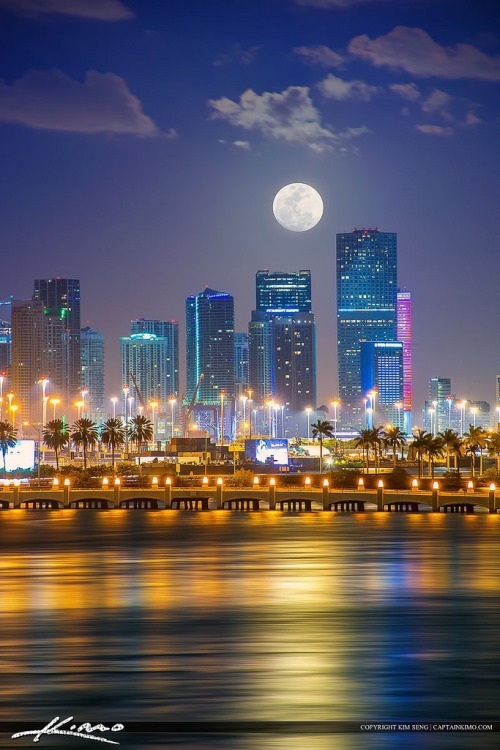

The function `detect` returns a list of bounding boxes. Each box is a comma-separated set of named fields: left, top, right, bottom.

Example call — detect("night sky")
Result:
left=1, top=0, right=499, bottom=419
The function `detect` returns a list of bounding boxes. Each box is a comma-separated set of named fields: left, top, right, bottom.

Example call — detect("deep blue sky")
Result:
left=1, top=0, right=499, bottom=419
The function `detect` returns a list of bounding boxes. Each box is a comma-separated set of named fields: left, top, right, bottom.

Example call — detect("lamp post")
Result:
left=428, top=407, right=435, bottom=437
left=471, top=406, right=477, bottom=429
left=75, top=400, right=84, bottom=420
left=0, top=373, right=4, bottom=420
left=150, top=401, right=158, bottom=445
left=169, top=397, right=176, bottom=439
left=81, top=388, right=88, bottom=418
left=128, top=396, right=134, bottom=420
left=39, top=377, right=49, bottom=430
left=394, top=401, right=402, bottom=431
left=123, top=386, right=130, bottom=454
left=219, top=391, right=225, bottom=446
left=50, top=397, right=60, bottom=420
left=240, top=395, right=247, bottom=439
left=305, top=407, right=312, bottom=440
left=111, top=397, right=118, bottom=419
left=446, top=397, right=453, bottom=430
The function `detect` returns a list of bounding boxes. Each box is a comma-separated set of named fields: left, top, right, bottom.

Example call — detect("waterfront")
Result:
left=1, top=511, right=500, bottom=749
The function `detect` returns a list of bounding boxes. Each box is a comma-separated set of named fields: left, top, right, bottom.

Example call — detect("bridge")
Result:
left=1, top=481, right=498, bottom=513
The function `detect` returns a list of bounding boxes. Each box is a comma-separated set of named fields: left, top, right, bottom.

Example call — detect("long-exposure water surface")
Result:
left=1, top=510, right=499, bottom=749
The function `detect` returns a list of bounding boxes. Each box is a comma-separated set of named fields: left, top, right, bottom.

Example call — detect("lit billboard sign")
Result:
left=5, top=440, right=36, bottom=471
left=246, top=439, right=289, bottom=466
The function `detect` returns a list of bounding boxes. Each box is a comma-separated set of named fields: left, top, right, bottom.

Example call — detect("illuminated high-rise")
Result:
left=11, top=299, right=47, bottom=424
left=336, top=229, right=397, bottom=428
left=33, top=278, right=81, bottom=410
left=80, top=326, right=105, bottom=423
left=186, top=288, right=234, bottom=405
left=397, top=290, right=413, bottom=432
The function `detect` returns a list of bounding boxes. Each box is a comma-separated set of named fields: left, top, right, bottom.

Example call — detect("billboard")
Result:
left=5, top=440, right=36, bottom=471
left=245, top=439, right=289, bottom=466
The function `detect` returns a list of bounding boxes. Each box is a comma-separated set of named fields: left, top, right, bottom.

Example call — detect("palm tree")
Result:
left=71, top=418, right=99, bottom=470
left=464, top=425, right=488, bottom=477
left=42, top=419, right=69, bottom=471
left=128, top=415, right=153, bottom=462
left=382, top=426, right=407, bottom=467
left=0, top=420, right=17, bottom=471
left=427, top=436, right=444, bottom=479
left=408, top=429, right=432, bottom=478
left=487, top=432, right=500, bottom=476
left=311, top=419, right=334, bottom=473
left=370, top=426, right=384, bottom=470
left=450, top=436, right=464, bottom=475
left=353, top=429, right=374, bottom=473
left=438, top=429, right=460, bottom=471
left=100, top=418, right=127, bottom=470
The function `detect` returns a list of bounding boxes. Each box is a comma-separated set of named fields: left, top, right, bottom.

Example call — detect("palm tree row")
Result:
left=42, top=415, right=153, bottom=470
left=353, top=425, right=407, bottom=473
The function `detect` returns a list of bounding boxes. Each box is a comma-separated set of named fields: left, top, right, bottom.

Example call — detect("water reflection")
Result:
left=0, top=512, right=499, bottom=749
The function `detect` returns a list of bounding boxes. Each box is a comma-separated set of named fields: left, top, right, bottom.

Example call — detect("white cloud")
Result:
left=464, top=111, right=482, bottom=126
left=294, top=45, right=344, bottom=68
left=416, top=124, right=453, bottom=136
left=349, top=26, right=500, bottom=81
left=208, top=86, right=337, bottom=153
left=233, top=140, right=251, bottom=150
left=214, top=44, right=259, bottom=68
left=318, top=73, right=379, bottom=100
left=390, top=83, right=421, bottom=101
left=0, top=70, right=160, bottom=136
left=0, top=0, right=133, bottom=20
left=421, top=89, right=453, bottom=117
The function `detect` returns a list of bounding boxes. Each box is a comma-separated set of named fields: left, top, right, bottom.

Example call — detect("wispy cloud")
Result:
left=390, top=82, right=421, bottom=101
left=0, top=70, right=161, bottom=136
left=416, top=124, right=453, bottom=136
left=214, top=44, right=259, bottom=68
left=318, top=73, right=379, bottom=100
left=421, top=89, right=453, bottom=118
left=294, top=45, right=344, bottom=68
left=208, top=86, right=337, bottom=153
left=349, top=26, right=500, bottom=81
left=0, top=0, right=133, bottom=20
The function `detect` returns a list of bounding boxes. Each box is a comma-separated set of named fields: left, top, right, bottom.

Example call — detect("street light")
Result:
left=169, top=397, right=176, bottom=439
left=219, top=391, right=225, bottom=446
left=428, top=407, right=435, bottom=436
left=446, top=397, right=453, bottom=429
left=50, top=397, right=60, bottom=420
left=75, top=400, right=84, bottom=420
left=394, top=401, right=402, bottom=431
left=150, top=401, right=158, bottom=445
left=471, top=406, right=477, bottom=429
left=81, top=388, right=88, bottom=418
left=111, top=396, right=118, bottom=419
left=459, top=400, right=467, bottom=437
left=305, top=407, right=312, bottom=440
left=240, top=395, right=247, bottom=438
left=39, top=377, right=49, bottom=429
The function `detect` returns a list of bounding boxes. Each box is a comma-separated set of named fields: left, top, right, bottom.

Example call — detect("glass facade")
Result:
left=337, top=230, right=397, bottom=427
left=360, top=341, right=403, bottom=428
left=186, top=288, right=234, bottom=405
left=256, top=270, right=311, bottom=314
left=80, top=327, right=105, bottom=423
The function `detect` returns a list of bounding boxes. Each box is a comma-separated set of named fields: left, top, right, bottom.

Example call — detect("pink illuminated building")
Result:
left=397, top=290, right=412, bottom=430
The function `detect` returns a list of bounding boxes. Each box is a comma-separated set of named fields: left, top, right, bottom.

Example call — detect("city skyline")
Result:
left=1, top=0, right=499, bottom=412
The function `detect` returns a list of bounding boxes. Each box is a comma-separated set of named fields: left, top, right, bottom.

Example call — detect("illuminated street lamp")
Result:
left=471, top=406, right=477, bottom=429
left=75, top=400, right=84, bottom=420
left=149, top=400, right=158, bottom=443
left=219, top=391, right=225, bottom=446
left=394, top=401, right=403, bottom=431
left=111, top=396, right=118, bottom=419
left=169, top=397, right=176, bottom=439
left=240, top=395, right=247, bottom=438
left=39, top=377, right=49, bottom=429
left=81, top=388, right=88, bottom=418
left=446, top=397, right=453, bottom=429
left=50, top=397, right=60, bottom=420
left=305, top=407, right=312, bottom=440
left=331, top=400, right=339, bottom=443
left=432, top=399, right=437, bottom=435
left=459, top=400, right=467, bottom=437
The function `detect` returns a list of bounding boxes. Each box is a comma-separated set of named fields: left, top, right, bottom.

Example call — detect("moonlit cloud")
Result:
left=208, top=86, right=337, bottom=153
left=416, top=123, right=453, bottom=136
left=421, top=89, right=453, bottom=118
left=0, top=70, right=160, bottom=136
left=233, top=140, right=251, bottom=150
left=390, top=82, right=421, bottom=101
left=318, top=73, right=380, bottom=100
left=349, top=26, right=500, bottom=81
left=294, top=45, right=344, bottom=68
left=0, top=0, right=133, bottom=20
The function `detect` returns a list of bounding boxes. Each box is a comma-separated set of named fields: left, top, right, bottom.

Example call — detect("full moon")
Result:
left=272, top=182, right=324, bottom=232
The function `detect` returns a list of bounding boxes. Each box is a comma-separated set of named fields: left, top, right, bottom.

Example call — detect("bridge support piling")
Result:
left=376, top=486, right=384, bottom=511
left=216, top=479, right=223, bottom=509
left=431, top=487, right=439, bottom=512
left=322, top=484, right=330, bottom=510
left=164, top=479, right=171, bottom=509
left=268, top=481, right=276, bottom=510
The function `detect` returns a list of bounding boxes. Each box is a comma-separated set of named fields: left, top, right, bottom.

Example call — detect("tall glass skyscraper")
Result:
left=249, top=269, right=316, bottom=417
left=397, top=289, right=413, bottom=432
left=186, top=288, right=235, bottom=405
left=80, top=326, right=105, bottom=423
left=336, top=229, right=397, bottom=428
left=33, top=278, right=81, bottom=411
left=360, top=341, right=403, bottom=428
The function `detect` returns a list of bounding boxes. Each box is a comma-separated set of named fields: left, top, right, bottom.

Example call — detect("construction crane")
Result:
left=184, top=373, right=204, bottom=436
left=129, top=372, right=147, bottom=413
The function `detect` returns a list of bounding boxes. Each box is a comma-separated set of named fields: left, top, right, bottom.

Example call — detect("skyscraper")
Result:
left=80, top=326, right=105, bottom=423
left=249, top=270, right=316, bottom=420
left=336, top=229, right=397, bottom=428
left=130, top=318, right=179, bottom=398
left=186, top=288, right=235, bottom=404
left=121, top=328, right=179, bottom=414
left=11, top=300, right=47, bottom=424
left=397, top=289, right=413, bottom=431
left=361, top=341, right=403, bottom=428
left=234, top=332, right=249, bottom=397
left=0, top=319, right=11, bottom=377
left=33, top=278, right=81, bottom=411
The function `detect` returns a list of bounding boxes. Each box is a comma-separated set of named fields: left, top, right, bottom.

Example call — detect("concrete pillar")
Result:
left=164, top=478, right=172, bottom=509
left=376, top=480, right=384, bottom=512
left=322, top=480, right=330, bottom=510
left=489, top=484, right=496, bottom=514
left=63, top=479, right=70, bottom=507
left=431, top=482, right=439, bottom=512
left=268, top=478, right=276, bottom=510
left=12, top=480, right=20, bottom=507
left=216, top=478, right=223, bottom=509
left=114, top=478, right=121, bottom=506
